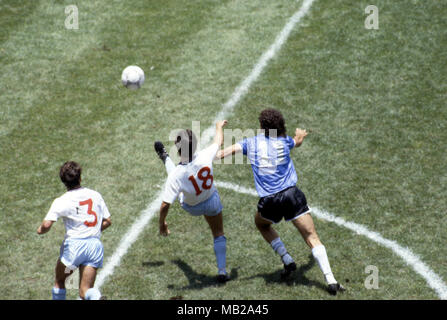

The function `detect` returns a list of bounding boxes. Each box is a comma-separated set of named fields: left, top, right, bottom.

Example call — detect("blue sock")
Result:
left=52, top=287, right=66, bottom=300
left=85, top=288, right=101, bottom=300
left=213, top=235, right=227, bottom=274
left=271, top=237, right=294, bottom=265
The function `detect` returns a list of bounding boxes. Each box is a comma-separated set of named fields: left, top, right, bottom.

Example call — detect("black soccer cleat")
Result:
left=217, top=273, right=230, bottom=284
left=280, top=261, right=297, bottom=280
left=327, top=283, right=346, bottom=296
left=154, top=141, right=168, bottom=163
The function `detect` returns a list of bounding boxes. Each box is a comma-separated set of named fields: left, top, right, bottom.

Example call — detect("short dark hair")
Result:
left=175, top=129, right=197, bottom=162
left=60, top=161, right=82, bottom=189
left=259, top=108, right=286, bottom=137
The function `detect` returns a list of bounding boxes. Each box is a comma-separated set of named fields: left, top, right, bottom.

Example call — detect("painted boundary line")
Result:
left=215, top=181, right=447, bottom=300
left=200, top=0, right=316, bottom=144
left=96, top=0, right=316, bottom=290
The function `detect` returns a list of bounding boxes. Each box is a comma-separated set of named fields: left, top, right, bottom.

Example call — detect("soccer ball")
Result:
left=121, top=65, right=145, bottom=90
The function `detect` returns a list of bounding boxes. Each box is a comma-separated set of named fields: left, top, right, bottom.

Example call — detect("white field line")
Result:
left=95, top=0, right=316, bottom=290
left=215, top=181, right=447, bottom=300
left=200, top=0, right=316, bottom=145
left=95, top=192, right=164, bottom=288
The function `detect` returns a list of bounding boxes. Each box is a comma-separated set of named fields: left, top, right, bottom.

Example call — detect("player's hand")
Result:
left=216, top=120, right=228, bottom=129
left=295, top=128, right=308, bottom=139
left=159, top=222, right=170, bottom=237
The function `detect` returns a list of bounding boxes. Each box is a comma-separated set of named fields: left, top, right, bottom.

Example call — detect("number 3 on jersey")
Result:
left=188, top=166, right=213, bottom=196
left=79, top=198, right=98, bottom=227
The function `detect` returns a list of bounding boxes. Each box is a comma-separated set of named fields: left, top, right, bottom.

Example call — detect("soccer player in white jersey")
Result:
left=154, top=120, right=229, bottom=283
left=217, top=109, right=345, bottom=295
left=37, top=161, right=112, bottom=300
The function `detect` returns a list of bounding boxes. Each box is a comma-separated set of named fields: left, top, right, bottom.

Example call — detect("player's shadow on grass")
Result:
left=245, top=254, right=327, bottom=292
left=142, top=261, right=165, bottom=267
left=168, top=259, right=239, bottom=290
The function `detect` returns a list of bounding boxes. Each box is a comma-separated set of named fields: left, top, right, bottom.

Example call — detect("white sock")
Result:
left=85, top=288, right=101, bottom=300
left=312, top=245, right=337, bottom=284
left=165, top=156, right=176, bottom=174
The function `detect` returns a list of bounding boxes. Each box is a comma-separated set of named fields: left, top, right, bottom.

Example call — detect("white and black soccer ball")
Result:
left=121, top=65, right=145, bottom=90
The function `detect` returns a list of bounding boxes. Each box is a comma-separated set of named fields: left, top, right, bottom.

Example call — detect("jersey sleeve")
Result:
left=286, top=136, right=296, bottom=149
left=44, top=198, right=63, bottom=221
left=162, top=173, right=181, bottom=204
left=99, top=195, right=111, bottom=219
left=236, top=138, right=249, bottom=155
left=200, top=143, right=219, bottom=162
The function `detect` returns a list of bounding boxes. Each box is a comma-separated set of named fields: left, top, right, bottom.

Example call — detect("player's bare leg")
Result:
left=204, top=212, right=228, bottom=283
left=79, top=265, right=101, bottom=300
left=290, top=213, right=322, bottom=248
left=204, top=212, right=224, bottom=238
left=52, top=259, right=73, bottom=300
left=291, top=213, right=345, bottom=295
left=254, top=212, right=279, bottom=243
left=254, top=212, right=296, bottom=278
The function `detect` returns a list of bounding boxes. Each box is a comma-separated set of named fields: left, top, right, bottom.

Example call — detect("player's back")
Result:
left=45, top=187, right=111, bottom=240
left=238, top=134, right=298, bottom=197
left=167, top=143, right=219, bottom=206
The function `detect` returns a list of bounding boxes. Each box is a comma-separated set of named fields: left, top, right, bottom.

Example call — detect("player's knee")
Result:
left=255, top=217, right=270, bottom=231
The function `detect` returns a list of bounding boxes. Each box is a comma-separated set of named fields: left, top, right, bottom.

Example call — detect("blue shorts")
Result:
left=59, top=237, right=104, bottom=270
left=181, top=191, right=223, bottom=217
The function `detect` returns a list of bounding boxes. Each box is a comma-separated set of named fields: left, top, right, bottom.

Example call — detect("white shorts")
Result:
left=59, top=237, right=104, bottom=270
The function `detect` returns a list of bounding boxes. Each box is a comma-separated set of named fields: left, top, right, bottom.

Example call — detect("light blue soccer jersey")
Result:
left=237, top=134, right=297, bottom=198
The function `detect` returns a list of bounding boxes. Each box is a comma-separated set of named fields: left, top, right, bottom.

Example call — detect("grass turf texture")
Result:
left=0, top=0, right=445, bottom=299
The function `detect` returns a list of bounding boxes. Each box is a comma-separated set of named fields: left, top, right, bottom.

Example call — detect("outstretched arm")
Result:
left=159, top=201, right=171, bottom=236
left=293, top=128, right=308, bottom=148
left=216, top=143, right=242, bottom=159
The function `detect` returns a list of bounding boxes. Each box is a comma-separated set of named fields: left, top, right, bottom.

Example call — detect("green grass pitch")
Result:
left=0, top=0, right=446, bottom=300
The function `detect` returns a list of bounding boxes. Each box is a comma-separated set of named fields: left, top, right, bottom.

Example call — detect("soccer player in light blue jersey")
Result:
left=217, top=109, right=344, bottom=295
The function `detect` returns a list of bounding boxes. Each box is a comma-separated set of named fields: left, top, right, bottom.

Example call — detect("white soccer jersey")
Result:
left=44, top=187, right=111, bottom=240
left=162, top=143, right=219, bottom=206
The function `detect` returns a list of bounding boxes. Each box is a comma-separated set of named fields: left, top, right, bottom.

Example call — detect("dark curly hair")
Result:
left=60, top=161, right=82, bottom=190
left=259, top=108, right=286, bottom=137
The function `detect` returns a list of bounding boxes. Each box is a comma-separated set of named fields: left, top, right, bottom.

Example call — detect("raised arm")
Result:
left=213, top=120, right=228, bottom=147
left=293, top=128, right=308, bottom=148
